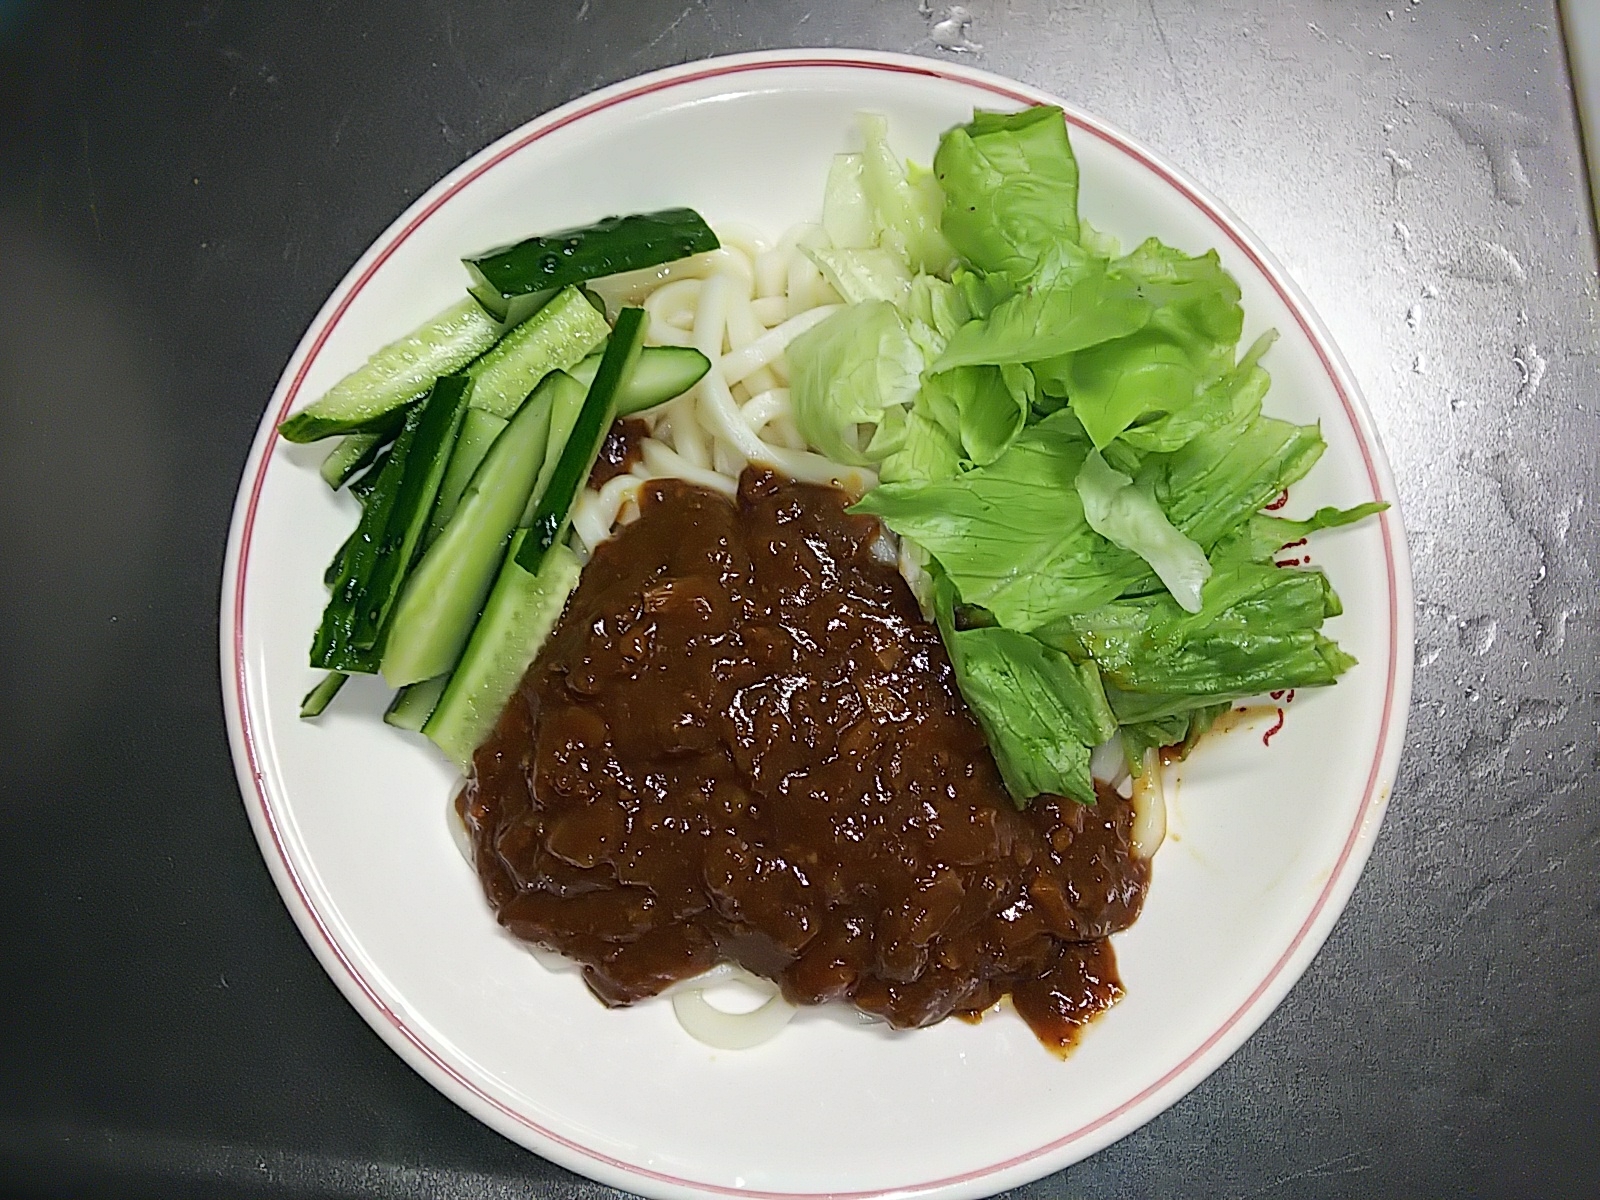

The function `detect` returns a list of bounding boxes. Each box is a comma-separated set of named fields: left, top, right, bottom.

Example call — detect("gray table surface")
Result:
left=1, top=1, right=1596, bottom=1197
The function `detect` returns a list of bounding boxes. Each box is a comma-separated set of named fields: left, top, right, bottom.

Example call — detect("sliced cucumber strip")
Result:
left=464, top=210, right=719, bottom=324
left=569, top=344, right=711, bottom=415
left=299, top=671, right=348, bottom=718
left=465, top=286, right=609, bottom=417
left=319, top=428, right=389, bottom=490
left=384, top=674, right=449, bottom=732
left=280, top=297, right=502, bottom=443
left=311, top=403, right=427, bottom=672
left=427, top=407, right=507, bottom=545
left=515, top=308, right=647, bottom=574
left=523, top=370, right=589, bottom=526
left=423, top=534, right=582, bottom=768
left=379, top=373, right=562, bottom=688
left=347, top=373, right=473, bottom=652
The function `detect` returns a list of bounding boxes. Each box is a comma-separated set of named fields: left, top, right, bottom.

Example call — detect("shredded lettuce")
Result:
left=787, top=301, right=925, bottom=466
left=805, top=246, right=912, bottom=305
left=935, top=576, right=1116, bottom=805
left=857, top=114, right=956, bottom=276
left=933, top=105, right=1081, bottom=277
left=821, top=152, right=876, bottom=249
left=855, top=412, right=1148, bottom=629
left=1075, top=450, right=1211, bottom=613
left=797, top=104, right=1385, bottom=806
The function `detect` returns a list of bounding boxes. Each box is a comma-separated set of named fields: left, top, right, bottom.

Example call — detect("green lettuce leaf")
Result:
left=1212, top=501, right=1390, bottom=566
left=1075, top=450, right=1211, bottom=612
left=821, top=152, right=875, bottom=249
left=1032, top=242, right=1245, bottom=449
left=879, top=381, right=963, bottom=485
left=858, top=114, right=957, bottom=276
left=1036, top=562, right=1355, bottom=723
left=788, top=300, right=925, bottom=466
left=856, top=411, right=1148, bottom=628
left=932, top=105, right=1080, bottom=278
left=935, top=576, right=1116, bottom=805
left=805, top=245, right=912, bottom=305
left=931, top=265, right=1152, bottom=373
left=1152, top=403, right=1327, bottom=550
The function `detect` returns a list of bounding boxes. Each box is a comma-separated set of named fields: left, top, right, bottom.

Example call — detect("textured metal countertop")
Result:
left=1, top=1, right=1596, bottom=1197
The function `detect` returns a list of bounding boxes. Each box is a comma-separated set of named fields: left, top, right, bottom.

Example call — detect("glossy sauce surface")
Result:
left=461, top=470, right=1148, bottom=1047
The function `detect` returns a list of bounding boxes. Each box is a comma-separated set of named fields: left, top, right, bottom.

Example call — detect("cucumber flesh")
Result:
left=320, top=428, right=389, bottom=490
left=384, top=674, right=449, bottom=732
left=464, top=210, right=719, bottom=323
left=347, top=374, right=473, bottom=652
left=522, top=371, right=589, bottom=527
left=427, top=407, right=507, bottom=545
left=423, top=534, right=582, bottom=768
left=516, top=308, right=648, bottom=574
left=299, top=671, right=348, bottom=718
left=379, top=374, right=560, bottom=688
left=569, top=344, right=711, bottom=415
left=280, top=297, right=503, bottom=443
left=463, top=286, right=610, bottom=417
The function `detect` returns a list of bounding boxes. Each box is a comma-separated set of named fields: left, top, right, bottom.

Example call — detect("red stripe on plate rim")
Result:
left=227, top=50, right=1404, bottom=1200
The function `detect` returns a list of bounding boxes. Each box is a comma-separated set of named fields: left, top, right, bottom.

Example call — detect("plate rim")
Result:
left=219, top=47, right=1414, bottom=1200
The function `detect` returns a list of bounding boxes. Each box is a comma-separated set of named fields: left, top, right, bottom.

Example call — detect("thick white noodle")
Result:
left=739, top=387, right=791, bottom=434
left=750, top=294, right=789, bottom=326
left=571, top=473, right=644, bottom=556
left=1130, top=748, right=1167, bottom=860
left=719, top=305, right=841, bottom=388
left=670, top=965, right=797, bottom=1051
left=639, top=438, right=739, bottom=496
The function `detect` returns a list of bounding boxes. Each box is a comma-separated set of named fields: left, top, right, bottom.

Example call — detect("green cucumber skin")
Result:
left=379, top=373, right=559, bottom=688
left=311, top=403, right=425, bottom=672
left=464, top=210, right=719, bottom=322
left=299, top=671, right=348, bottom=718
left=279, top=297, right=503, bottom=443
left=348, top=374, right=473, bottom=652
left=384, top=673, right=449, bottom=732
left=428, top=407, right=507, bottom=546
left=423, top=534, right=582, bottom=768
left=463, top=286, right=610, bottom=418
left=516, top=308, right=647, bottom=574
left=569, top=345, right=710, bottom=415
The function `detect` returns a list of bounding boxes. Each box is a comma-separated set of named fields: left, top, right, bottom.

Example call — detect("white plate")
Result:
left=221, top=50, right=1412, bottom=1200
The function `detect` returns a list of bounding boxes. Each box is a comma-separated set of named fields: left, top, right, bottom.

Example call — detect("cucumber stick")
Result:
left=428, top=407, right=507, bottom=544
left=465, top=286, right=609, bottom=417
left=280, top=298, right=502, bottom=443
left=423, top=534, right=582, bottom=768
left=310, top=374, right=471, bottom=670
left=299, top=671, right=348, bottom=718
left=569, top=344, right=710, bottom=415
left=379, top=373, right=562, bottom=688
left=347, top=374, right=472, bottom=650
left=384, top=674, right=449, bottom=732
left=464, top=210, right=719, bottom=324
left=320, top=429, right=388, bottom=489
left=311, top=405, right=424, bottom=671
left=516, top=308, right=647, bottom=574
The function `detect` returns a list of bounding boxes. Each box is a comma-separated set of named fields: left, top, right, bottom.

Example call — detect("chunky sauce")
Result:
left=461, top=469, right=1148, bottom=1048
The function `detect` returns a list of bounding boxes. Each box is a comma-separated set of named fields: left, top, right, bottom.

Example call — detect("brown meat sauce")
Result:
left=461, top=469, right=1149, bottom=1050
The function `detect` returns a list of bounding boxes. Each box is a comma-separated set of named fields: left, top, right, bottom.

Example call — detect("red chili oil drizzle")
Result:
left=1265, top=489, right=1290, bottom=512
left=1262, top=708, right=1287, bottom=746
